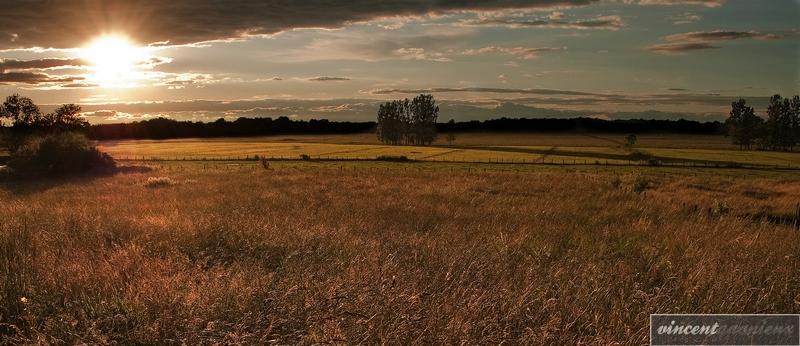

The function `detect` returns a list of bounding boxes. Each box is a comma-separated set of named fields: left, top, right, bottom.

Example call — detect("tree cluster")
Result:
left=376, top=94, right=439, bottom=145
left=0, top=94, right=88, bottom=134
left=0, top=94, right=114, bottom=176
left=726, top=95, right=800, bottom=151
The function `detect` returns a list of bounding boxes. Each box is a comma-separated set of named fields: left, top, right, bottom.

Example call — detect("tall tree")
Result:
left=725, top=99, right=761, bottom=150
left=790, top=95, right=800, bottom=151
left=409, top=94, right=439, bottom=145
left=36, top=104, right=90, bottom=133
left=376, top=94, right=439, bottom=146
left=765, top=94, right=794, bottom=151
left=0, top=94, right=42, bottom=129
left=377, top=100, right=407, bottom=145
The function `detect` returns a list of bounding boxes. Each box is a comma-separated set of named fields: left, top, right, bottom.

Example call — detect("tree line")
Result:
left=90, top=115, right=725, bottom=141
left=436, top=117, right=723, bottom=134
left=726, top=94, right=800, bottom=151
left=376, top=94, right=439, bottom=145
left=90, top=117, right=375, bottom=140
left=0, top=93, right=750, bottom=143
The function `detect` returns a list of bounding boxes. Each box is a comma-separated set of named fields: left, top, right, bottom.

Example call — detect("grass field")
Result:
left=3, top=133, right=800, bottom=343
left=97, top=133, right=800, bottom=168
left=1, top=163, right=798, bottom=344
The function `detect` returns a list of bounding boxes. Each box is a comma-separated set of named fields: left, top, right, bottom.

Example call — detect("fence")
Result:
left=112, top=154, right=800, bottom=171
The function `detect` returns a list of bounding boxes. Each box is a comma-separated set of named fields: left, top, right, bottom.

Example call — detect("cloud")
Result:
left=631, top=0, right=723, bottom=7
left=154, top=73, right=217, bottom=89
left=365, top=87, right=609, bottom=96
left=307, top=76, right=351, bottom=82
left=60, top=83, right=101, bottom=89
left=645, top=42, right=717, bottom=53
left=462, top=46, right=565, bottom=59
left=0, top=58, right=87, bottom=71
left=645, top=30, right=793, bottom=54
left=392, top=48, right=453, bottom=62
left=664, top=30, right=787, bottom=42
left=70, top=96, right=736, bottom=124
left=0, top=0, right=601, bottom=49
left=0, top=71, right=80, bottom=84
left=300, top=31, right=471, bottom=62
left=668, top=12, right=701, bottom=25
left=462, top=15, right=623, bottom=30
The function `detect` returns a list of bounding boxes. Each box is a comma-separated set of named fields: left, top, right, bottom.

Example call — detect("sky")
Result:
left=0, top=0, right=797, bottom=123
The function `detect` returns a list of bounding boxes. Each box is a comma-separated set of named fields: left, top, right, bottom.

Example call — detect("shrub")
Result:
left=7, top=132, right=115, bottom=177
left=646, top=158, right=663, bottom=166
left=633, top=177, right=651, bottom=194
left=611, top=176, right=622, bottom=189
left=376, top=155, right=412, bottom=162
left=299, top=154, right=311, bottom=160
left=713, top=200, right=732, bottom=215
left=144, top=176, right=176, bottom=188
left=259, top=157, right=270, bottom=170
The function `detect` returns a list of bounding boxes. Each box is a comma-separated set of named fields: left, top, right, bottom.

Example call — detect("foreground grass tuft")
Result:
left=144, top=176, right=177, bottom=188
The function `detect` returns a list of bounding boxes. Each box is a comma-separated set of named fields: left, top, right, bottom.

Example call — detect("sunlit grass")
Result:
left=97, top=134, right=800, bottom=168
left=1, top=164, right=798, bottom=343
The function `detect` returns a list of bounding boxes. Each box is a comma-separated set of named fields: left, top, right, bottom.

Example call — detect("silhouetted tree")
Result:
left=0, top=94, right=42, bottom=129
left=725, top=99, right=762, bottom=150
left=790, top=95, right=800, bottom=151
left=410, top=94, right=439, bottom=145
left=377, top=100, right=405, bottom=145
left=376, top=94, right=439, bottom=145
left=36, top=104, right=90, bottom=133
left=765, top=95, right=795, bottom=151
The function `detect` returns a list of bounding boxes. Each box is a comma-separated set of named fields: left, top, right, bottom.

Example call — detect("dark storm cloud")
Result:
left=0, top=0, right=599, bottom=49
left=0, top=58, right=87, bottom=71
left=462, top=15, right=623, bottom=30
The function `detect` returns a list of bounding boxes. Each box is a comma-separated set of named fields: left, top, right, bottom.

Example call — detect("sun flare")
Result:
left=82, top=36, right=146, bottom=87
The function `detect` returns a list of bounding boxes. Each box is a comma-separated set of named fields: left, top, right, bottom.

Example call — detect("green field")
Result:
left=98, top=133, right=800, bottom=168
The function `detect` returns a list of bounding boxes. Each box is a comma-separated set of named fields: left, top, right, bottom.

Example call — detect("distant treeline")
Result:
left=87, top=116, right=724, bottom=140
left=89, top=117, right=376, bottom=140
left=436, top=117, right=723, bottom=134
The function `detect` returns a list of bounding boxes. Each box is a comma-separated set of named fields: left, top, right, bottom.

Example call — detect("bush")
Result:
left=633, top=177, right=651, bottom=194
left=299, top=154, right=311, bottom=160
left=7, top=132, right=116, bottom=177
left=259, top=157, right=270, bottom=170
left=375, top=155, right=412, bottom=162
left=646, top=158, right=663, bottom=166
left=611, top=176, right=622, bottom=189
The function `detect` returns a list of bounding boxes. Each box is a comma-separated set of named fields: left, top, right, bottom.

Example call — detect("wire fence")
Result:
left=112, top=154, right=800, bottom=171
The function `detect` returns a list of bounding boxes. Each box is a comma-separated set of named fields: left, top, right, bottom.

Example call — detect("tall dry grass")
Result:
left=0, top=165, right=798, bottom=344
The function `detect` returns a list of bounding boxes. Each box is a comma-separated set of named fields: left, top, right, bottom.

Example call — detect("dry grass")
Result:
left=144, top=176, right=178, bottom=188
left=97, top=132, right=735, bottom=149
left=97, top=133, right=800, bottom=167
left=0, top=165, right=798, bottom=344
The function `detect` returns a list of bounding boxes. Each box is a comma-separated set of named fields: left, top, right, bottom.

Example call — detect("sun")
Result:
left=82, top=36, right=146, bottom=87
